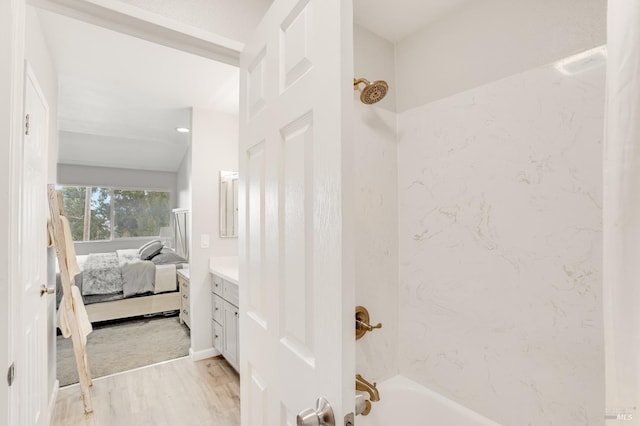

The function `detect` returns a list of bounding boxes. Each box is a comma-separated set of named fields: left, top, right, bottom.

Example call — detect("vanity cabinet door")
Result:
left=213, top=320, right=223, bottom=353
left=212, top=294, right=224, bottom=324
left=223, top=300, right=239, bottom=370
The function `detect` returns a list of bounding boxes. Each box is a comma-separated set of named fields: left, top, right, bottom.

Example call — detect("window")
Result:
left=57, top=186, right=171, bottom=241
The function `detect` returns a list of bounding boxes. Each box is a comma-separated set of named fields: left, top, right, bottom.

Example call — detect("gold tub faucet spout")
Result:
left=355, top=374, right=380, bottom=402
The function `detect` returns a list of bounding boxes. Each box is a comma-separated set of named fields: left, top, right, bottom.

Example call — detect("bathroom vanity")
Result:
left=209, top=257, right=239, bottom=372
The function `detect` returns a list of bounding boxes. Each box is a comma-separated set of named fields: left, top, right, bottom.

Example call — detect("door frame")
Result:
left=1, top=0, right=26, bottom=425
left=22, top=59, right=51, bottom=426
left=5, top=0, right=246, bottom=422
left=27, top=0, right=243, bottom=65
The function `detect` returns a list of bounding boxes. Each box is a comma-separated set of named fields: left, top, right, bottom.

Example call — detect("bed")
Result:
left=56, top=241, right=188, bottom=323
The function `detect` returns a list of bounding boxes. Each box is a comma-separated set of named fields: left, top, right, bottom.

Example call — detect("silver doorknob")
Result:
left=40, top=285, right=55, bottom=297
left=296, top=397, right=335, bottom=426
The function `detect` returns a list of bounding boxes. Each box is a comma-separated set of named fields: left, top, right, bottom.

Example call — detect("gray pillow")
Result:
left=138, top=239, right=161, bottom=254
left=151, top=248, right=187, bottom=265
left=140, top=241, right=164, bottom=260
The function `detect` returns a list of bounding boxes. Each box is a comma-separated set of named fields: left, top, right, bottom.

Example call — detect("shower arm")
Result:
left=353, top=78, right=371, bottom=89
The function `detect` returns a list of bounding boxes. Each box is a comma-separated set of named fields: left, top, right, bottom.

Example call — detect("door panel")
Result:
left=239, top=0, right=354, bottom=424
left=224, top=301, right=239, bottom=367
left=21, top=63, right=49, bottom=426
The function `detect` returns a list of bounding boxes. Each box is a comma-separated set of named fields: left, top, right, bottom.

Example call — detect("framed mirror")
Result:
left=219, top=170, right=238, bottom=238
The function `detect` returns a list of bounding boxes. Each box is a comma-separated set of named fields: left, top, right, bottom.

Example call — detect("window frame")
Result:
left=56, top=184, right=173, bottom=242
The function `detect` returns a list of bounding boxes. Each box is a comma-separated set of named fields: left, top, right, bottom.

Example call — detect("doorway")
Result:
left=26, top=5, right=240, bottom=387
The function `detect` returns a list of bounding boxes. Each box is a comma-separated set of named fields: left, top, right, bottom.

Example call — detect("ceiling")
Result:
left=353, top=0, right=473, bottom=43
left=38, top=1, right=468, bottom=173
left=37, top=9, right=239, bottom=172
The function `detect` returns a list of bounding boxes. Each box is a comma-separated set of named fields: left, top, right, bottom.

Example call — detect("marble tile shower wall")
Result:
left=397, top=63, right=605, bottom=425
left=354, top=102, right=399, bottom=382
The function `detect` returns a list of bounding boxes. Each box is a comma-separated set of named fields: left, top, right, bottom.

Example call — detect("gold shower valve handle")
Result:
left=355, top=306, right=382, bottom=340
left=356, top=319, right=382, bottom=332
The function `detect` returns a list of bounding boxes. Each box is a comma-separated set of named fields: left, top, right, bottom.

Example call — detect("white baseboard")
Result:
left=189, top=347, right=220, bottom=361
left=48, top=379, right=60, bottom=424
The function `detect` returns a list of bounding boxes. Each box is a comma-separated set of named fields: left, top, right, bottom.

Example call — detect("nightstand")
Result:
left=177, top=269, right=190, bottom=328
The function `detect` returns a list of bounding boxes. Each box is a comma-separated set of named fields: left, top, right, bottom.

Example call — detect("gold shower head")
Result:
left=353, top=78, right=388, bottom=104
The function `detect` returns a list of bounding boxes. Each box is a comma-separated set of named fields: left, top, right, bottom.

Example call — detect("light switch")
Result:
left=200, top=234, right=210, bottom=248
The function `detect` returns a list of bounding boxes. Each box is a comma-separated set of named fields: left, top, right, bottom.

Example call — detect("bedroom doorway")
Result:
left=26, top=4, right=241, bottom=388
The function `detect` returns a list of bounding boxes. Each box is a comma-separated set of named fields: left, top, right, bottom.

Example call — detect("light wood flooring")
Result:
left=51, top=356, right=240, bottom=426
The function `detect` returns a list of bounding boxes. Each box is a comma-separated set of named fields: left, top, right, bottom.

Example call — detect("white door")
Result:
left=20, top=63, right=49, bottom=426
left=239, top=0, right=354, bottom=424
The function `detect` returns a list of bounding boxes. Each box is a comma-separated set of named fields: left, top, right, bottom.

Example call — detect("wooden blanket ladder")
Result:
left=47, top=184, right=93, bottom=414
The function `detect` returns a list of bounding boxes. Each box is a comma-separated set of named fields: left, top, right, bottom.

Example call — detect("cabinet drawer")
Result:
left=182, top=307, right=190, bottom=327
left=180, top=278, right=189, bottom=293
left=212, top=275, right=223, bottom=296
left=181, top=283, right=189, bottom=304
left=212, top=294, right=224, bottom=323
left=223, top=280, right=239, bottom=307
left=212, top=320, right=223, bottom=352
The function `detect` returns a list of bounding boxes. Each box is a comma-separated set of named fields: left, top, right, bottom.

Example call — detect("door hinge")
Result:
left=24, top=113, right=30, bottom=136
left=7, top=362, right=15, bottom=387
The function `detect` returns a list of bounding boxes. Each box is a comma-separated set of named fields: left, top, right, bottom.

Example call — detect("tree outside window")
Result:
left=58, top=186, right=170, bottom=241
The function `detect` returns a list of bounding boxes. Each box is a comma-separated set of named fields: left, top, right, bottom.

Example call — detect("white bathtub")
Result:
left=356, top=375, right=500, bottom=426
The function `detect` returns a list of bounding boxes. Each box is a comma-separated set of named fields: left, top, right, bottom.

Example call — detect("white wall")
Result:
left=58, top=131, right=189, bottom=173
left=57, top=164, right=178, bottom=193
left=354, top=24, right=396, bottom=113
left=395, top=0, right=607, bottom=112
left=397, top=62, right=605, bottom=425
left=118, top=0, right=271, bottom=44
left=189, top=107, right=238, bottom=356
left=57, top=164, right=179, bottom=254
left=176, top=144, right=192, bottom=209
left=25, top=5, right=58, bottom=400
left=353, top=24, right=399, bottom=383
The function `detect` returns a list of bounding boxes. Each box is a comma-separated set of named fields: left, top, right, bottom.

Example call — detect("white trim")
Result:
left=23, top=59, right=51, bottom=425
left=27, top=0, right=242, bottom=65
left=5, top=1, right=26, bottom=424
left=47, top=380, right=59, bottom=424
left=189, top=347, right=219, bottom=361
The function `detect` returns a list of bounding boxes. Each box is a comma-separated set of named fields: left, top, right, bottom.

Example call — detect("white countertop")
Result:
left=177, top=268, right=190, bottom=280
left=209, top=256, right=239, bottom=285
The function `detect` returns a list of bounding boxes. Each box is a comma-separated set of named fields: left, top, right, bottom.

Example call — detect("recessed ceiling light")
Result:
left=176, top=127, right=190, bottom=133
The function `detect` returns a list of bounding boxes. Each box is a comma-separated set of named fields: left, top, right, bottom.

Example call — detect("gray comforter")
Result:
left=82, top=252, right=123, bottom=295
left=82, top=250, right=155, bottom=298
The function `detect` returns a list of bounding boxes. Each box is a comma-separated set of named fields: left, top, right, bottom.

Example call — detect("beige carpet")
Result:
left=57, top=315, right=190, bottom=387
